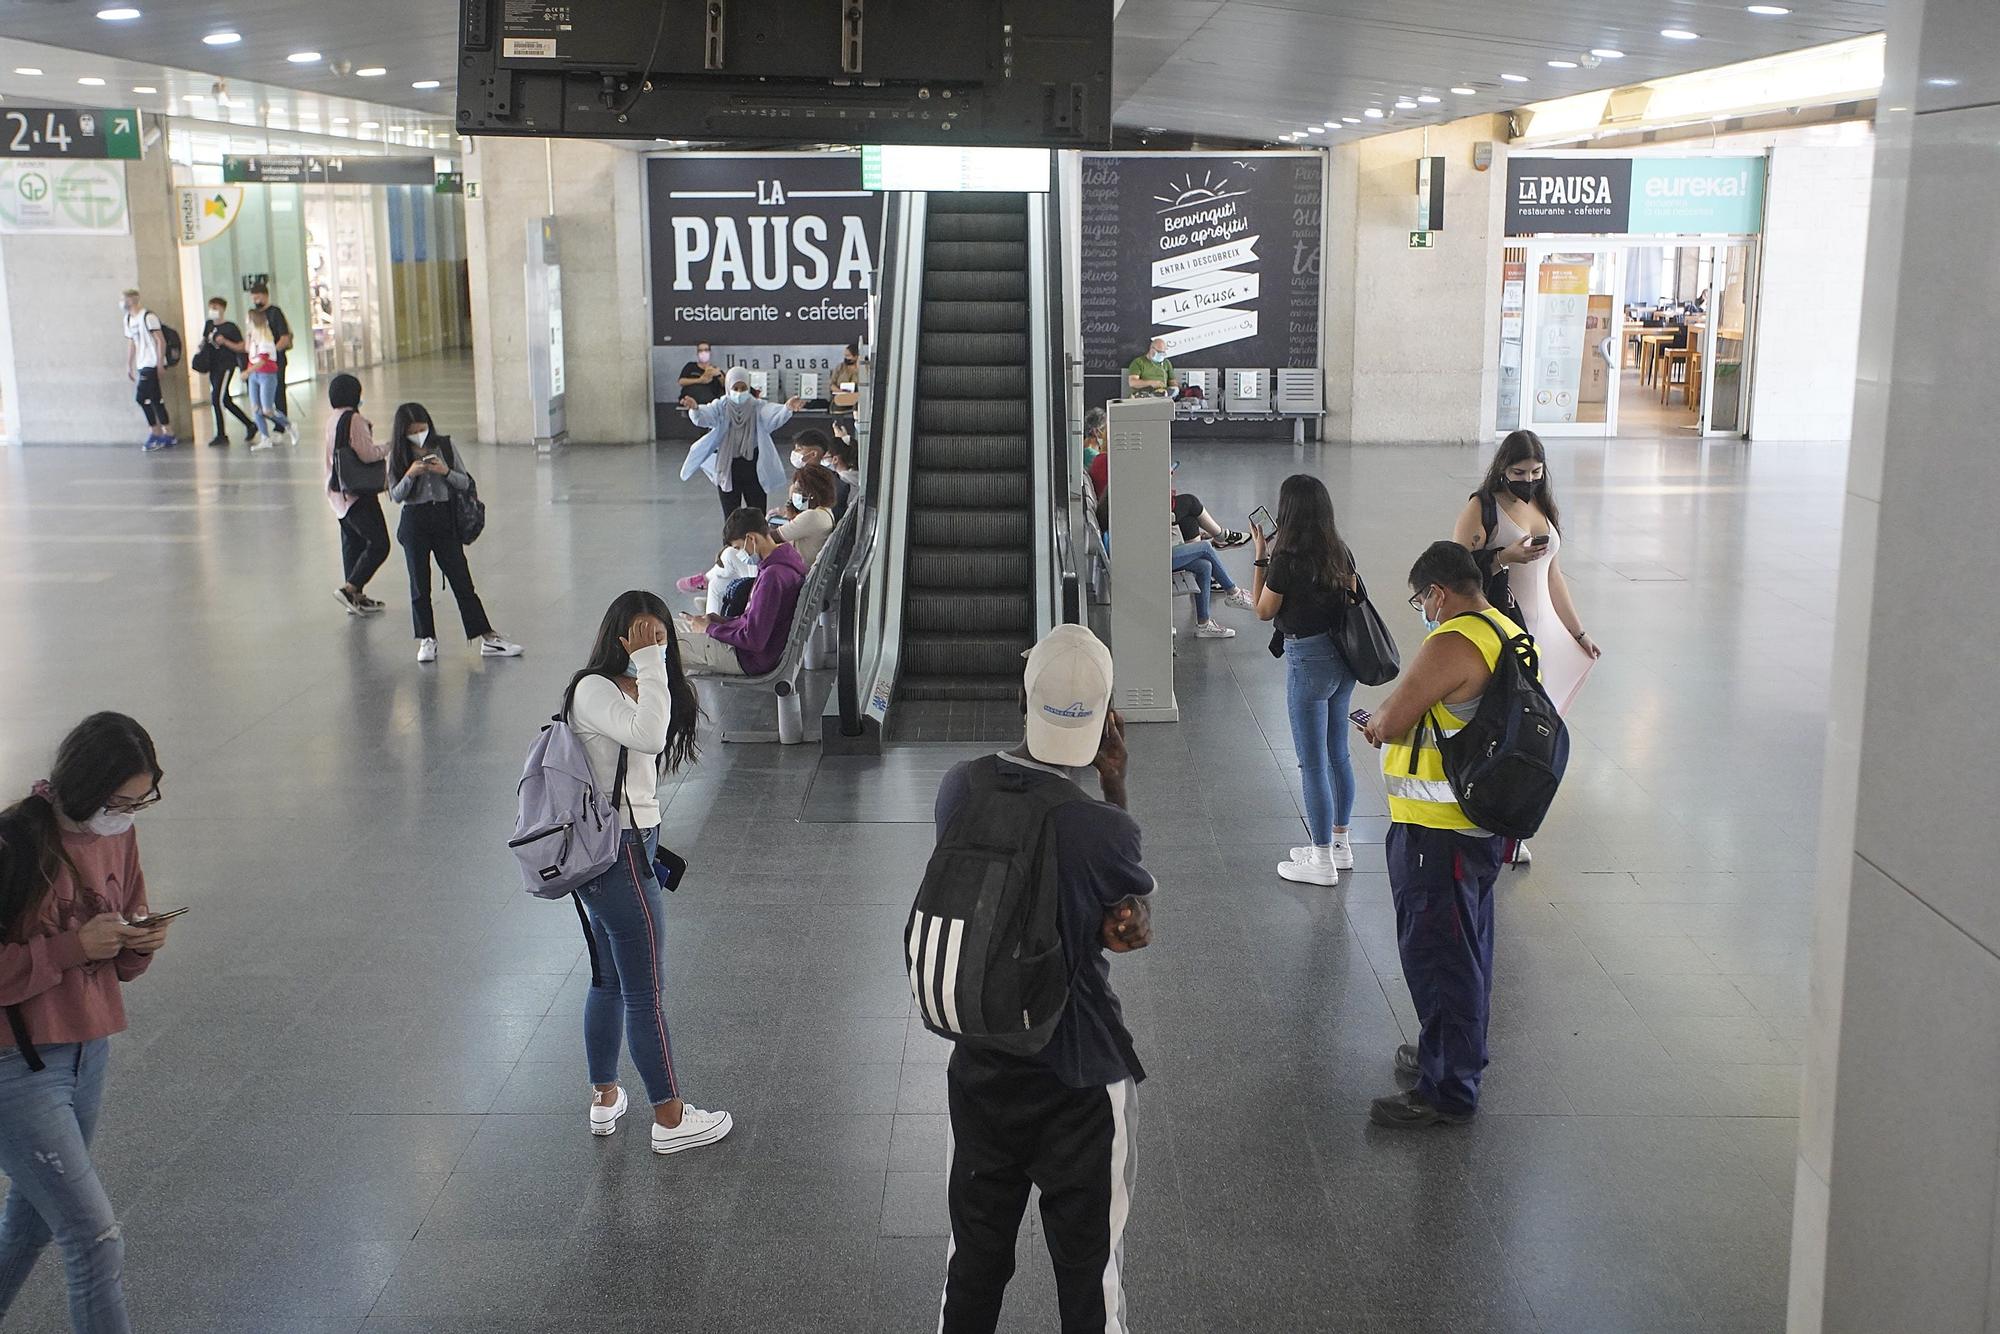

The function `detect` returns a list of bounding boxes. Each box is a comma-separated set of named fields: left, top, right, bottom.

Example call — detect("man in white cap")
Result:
left=930, top=623, right=1154, bottom=1333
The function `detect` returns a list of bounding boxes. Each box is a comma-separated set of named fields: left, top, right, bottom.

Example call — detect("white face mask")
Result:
left=209, top=309, right=224, bottom=322
left=728, top=387, right=751, bottom=403
left=407, top=428, right=430, bottom=446
left=791, top=492, right=811, bottom=511
left=790, top=449, right=808, bottom=469
left=1149, top=349, right=1166, bottom=362
left=86, top=808, right=135, bottom=838
left=819, top=457, right=837, bottom=470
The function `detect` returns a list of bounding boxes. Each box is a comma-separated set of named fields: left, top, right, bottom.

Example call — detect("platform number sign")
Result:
left=1, top=108, right=143, bottom=160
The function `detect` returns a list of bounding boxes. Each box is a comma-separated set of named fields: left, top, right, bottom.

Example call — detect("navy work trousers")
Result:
left=1387, top=822, right=1503, bottom=1117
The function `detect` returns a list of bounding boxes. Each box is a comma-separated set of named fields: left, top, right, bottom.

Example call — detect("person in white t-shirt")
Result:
left=121, top=289, right=172, bottom=451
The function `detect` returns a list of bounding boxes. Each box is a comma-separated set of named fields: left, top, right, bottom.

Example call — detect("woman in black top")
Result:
left=1251, top=474, right=1361, bottom=887
left=199, top=297, right=257, bottom=447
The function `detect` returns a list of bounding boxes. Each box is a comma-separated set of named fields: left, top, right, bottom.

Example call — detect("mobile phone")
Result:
left=1528, top=534, right=1552, bottom=548
left=127, top=906, right=188, bottom=929
left=1249, top=505, right=1275, bottom=540
left=1349, top=708, right=1372, bottom=729
left=653, top=845, right=688, bottom=893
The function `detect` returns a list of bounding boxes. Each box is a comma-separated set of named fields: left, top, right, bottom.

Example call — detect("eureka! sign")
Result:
left=1507, top=155, right=1765, bottom=236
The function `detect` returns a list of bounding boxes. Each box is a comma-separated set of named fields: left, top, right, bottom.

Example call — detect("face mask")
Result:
left=819, top=457, right=836, bottom=470
left=85, top=808, right=135, bottom=837
left=210, top=309, right=224, bottom=321
left=736, top=546, right=761, bottom=568
left=696, top=350, right=711, bottom=365
left=1149, top=351, right=1165, bottom=363
left=621, top=660, right=641, bottom=679
left=407, top=428, right=430, bottom=446
left=790, top=450, right=808, bottom=469
left=1506, top=478, right=1541, bottom=502
left=728, top=388, right=750, bottom=404
left=791, top=493, right=810, bottom=511
left=1417, top=590, right=1442, bottom=633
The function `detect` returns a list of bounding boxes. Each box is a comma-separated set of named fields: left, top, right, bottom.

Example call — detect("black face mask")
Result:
left=1506, top=478, right=1541, bottom=502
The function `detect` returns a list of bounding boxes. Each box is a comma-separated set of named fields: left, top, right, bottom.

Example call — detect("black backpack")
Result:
left=1470, top=492, right=1521, bottom=621
left=152, top=313, right=183, bottom=369
left=907, top=756, right=1084, bottom=1055
left=1422, top=612, right=1570, bottom=839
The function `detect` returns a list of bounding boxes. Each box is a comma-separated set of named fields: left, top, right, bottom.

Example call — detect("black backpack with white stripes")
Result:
left=907, top=756, right=1086, bottom=1056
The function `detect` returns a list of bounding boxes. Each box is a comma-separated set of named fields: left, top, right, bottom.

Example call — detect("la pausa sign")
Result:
left=1506, top=155, right=1766, bottom=237
left=666, top=178, right=874, bottom=293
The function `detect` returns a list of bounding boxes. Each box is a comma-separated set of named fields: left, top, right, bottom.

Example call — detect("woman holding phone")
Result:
left=1252, top=476, right=1362, bottom=887
left=1455, top=429, right=1602, bottom=865
left=0, top=712, right=173, bottom=1332
left=387, top=402, right=521, bottom=665
left=563, top=592, right=733, bottom=1155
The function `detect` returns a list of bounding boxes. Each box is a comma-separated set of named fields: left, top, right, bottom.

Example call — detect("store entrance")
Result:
left=1518, top=246, right=1625, bottom=438
left=1616, top=242, right=1758, bottom=437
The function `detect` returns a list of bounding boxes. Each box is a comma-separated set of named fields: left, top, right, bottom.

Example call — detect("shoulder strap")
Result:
left=5, top=1006, right=43, bottom=1073
left=1478, top=490, right=1499, bottom=546
left=335, top=408, right=353, bottom=453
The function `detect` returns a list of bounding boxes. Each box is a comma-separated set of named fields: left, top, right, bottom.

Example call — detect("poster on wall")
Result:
left=176, top=185, right=242, bottom=245
left=645, top=153, right=883, bottom=434
left=1507, top=155, right=1766, bottom=237
left=1496, top=260, right=1526, bottom=431
left=1531, top=256, right=1592, bottom=425
left=0, top=160, right=127, bottom=235
left=1080, top=152, right=1322, bottom=396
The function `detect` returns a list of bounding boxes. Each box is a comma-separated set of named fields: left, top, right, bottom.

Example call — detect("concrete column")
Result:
left=1788, top=0, right=2000, bottom=1328
left=462, top=136, right=651, bottom=445
left=0, top=147, right=191, bottom=445
left=1323, top=115, right=1510, bottom=444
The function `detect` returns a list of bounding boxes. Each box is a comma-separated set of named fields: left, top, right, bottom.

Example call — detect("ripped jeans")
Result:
left=0, top=1039, right=128, bottom=1333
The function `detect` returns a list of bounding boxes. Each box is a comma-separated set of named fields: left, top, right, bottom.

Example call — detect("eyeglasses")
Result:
left=1407, top=590, right=1429, bottom=612
left=103, top=788, right=161, bottom=815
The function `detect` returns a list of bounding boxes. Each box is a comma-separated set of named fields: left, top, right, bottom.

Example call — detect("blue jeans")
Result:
left=248, top=371, right=289, bottom=435
left=0, top=1039, right=129, bottom=1333
left=1284, top=632, right=1357, bottom=843
left=580, top=828, right=682, bottom=1106
left=1172, top=544, right=1235, bottom=621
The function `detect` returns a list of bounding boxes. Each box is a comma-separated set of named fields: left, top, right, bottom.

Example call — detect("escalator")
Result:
left=897, top=192, right=1037, bottom=701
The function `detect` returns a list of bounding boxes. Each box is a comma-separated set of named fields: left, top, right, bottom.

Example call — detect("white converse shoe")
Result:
left=249, top=434, right=273, bottom=452
left=479, top=635, right=524, bottom=658
left=1193, top=620, right=1236, bottom=639
left=1278, top=846, right=1340, bottom=886
left=416, top=637, right=438, bottom=664
left=1224, top=588, right=1256, bottom=610
left=589, top=1086, right=627, bottom=1137
left=651, top=1105, right=734, bottom=1155
left=1291, top=839, right=1356, bottom=870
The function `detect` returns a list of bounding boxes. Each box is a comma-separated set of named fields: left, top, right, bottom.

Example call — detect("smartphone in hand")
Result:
left=127, top=906, right=189, bottom=929
left=1349, top=708, right=1372, bottom=730
left=1249, top=505, right=1276, bottom=541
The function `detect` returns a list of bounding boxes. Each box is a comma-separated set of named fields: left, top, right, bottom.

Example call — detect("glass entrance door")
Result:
left=1521, top=247, right=1624, bottom=437
left=1701, top=242, right=1756, bottom=435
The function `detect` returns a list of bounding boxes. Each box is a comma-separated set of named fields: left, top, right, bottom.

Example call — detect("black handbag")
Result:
left=439, top=438, right=487, bottom=544
left=1331, top=574, right=1402, bottom=686
left=190, top=344, right=213, bottom=375
left=329, top=409, right=388, bottom=495
left=1471, top=491, right=1522, bottom=621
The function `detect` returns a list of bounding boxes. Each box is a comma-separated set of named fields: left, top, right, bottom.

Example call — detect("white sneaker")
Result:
left=249, top=434, right=273, bottom=452
left=479, top=635, right=524, bottom=658
left=1290, top=839, right=1356, bottom=869
left=651, top=1105, right=733, bottom=1155
left=1224, top=588, right=1256, bottom=610
left=416, top=637, right=438, bottom=664
left=1278, top=847, right=1340, bottom=886
left=1194, top=620, right=1236, bottom=639
left=589, top=1086, right=627, bottom=1137
left=1508, top=841, right=1532, bottom=867
left=285, top=424, right=300, bottom=447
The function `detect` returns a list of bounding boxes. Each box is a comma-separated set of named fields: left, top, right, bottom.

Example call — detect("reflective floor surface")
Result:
left=0, top=354, right=1842, bottom=1331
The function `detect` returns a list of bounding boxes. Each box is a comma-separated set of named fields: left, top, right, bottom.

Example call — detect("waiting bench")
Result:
left=711, top=501, right=862, bottom=744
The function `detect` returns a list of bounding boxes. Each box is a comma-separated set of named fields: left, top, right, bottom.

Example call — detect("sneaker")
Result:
left=651, top=1105, right=733, bottom=1155
left=141, top=433, right=170, bottom=452
left=1224, top=588, right=1256, bottom=610
left=1507, top=841, right=1532, bottom=868
left=1289, top=840, right=1355, bottom=869
left=206, top=435, right=228, bottom=449
left=355, top=595, right=386, bottom=615
left=250, top=434, right=273, bottom=452
left=1394, top=1043, right=1421, bottom=1079
left=1212, top=529, right=1251, bottom=549
left=1278, top=847, right=1340, bottom=887
left=589, top=1086, right=627, bottom=1137
left=1369, top=1089, right=1471, bottom=1128
left=1193, top=620, right=1236, bottom=640
left=675, top=573, right=709, bottom=595
left=479, top=635, right=524, bottom=658
left=416, top=637, right=438, bottom=664
left=333, top=587, right=362, bottom=616
left=284, top=424, right=300, bottom=446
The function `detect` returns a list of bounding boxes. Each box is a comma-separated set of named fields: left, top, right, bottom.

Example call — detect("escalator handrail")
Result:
left=1044, top=180, right=1080, bottom=625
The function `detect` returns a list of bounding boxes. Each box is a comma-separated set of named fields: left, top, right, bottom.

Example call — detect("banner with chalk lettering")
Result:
left=1079, top=152, right=1322, bottom=379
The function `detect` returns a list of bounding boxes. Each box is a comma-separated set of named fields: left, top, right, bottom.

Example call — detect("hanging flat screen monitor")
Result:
left=458, top=0, right=1113, bottom=148
left=860, top=145, right=1050, bottom=192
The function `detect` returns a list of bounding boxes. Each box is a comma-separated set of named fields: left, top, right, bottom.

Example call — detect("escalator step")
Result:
left=919, top=365, right=1029, bottom=400
left=904, top=632, right=1035, bottom=680
left=913, top=433, right=1030, bottom=470
left=909, top=547, right=1032, bottom=588
left=910, top=509, right=1031, bottom=547
left=925, top=270, right=1028, bottom=302
left=919, top=331, right=1029, bottom=365
left=907, top=589, right=1033, bottom=634
left=927, top=212, right=1027, bottom=243
left=910, top=470, right=1032, bottom=510
left=918, top=400, right=1028, bottom=434
left=923, top=301, right=1028, bottom=333
left=896, top=675, right=1022, bottom=703
left=925, top=240, right=1028, bottom=272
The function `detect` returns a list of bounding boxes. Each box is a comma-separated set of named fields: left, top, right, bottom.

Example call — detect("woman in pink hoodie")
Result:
left=325, top=372, right=391, bottom=616
left=0, top=713, right=173, bottom=1332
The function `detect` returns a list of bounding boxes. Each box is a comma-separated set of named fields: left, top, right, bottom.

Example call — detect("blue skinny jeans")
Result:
left=580, top=827, right=683, bottom=1106
left=1284, top=631, right=1357, bottom=843
left=1172, top=543, right=1236, bottom=621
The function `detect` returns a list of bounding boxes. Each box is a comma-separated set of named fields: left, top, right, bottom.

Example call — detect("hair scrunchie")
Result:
left=29, top=779, right=53, bottom=802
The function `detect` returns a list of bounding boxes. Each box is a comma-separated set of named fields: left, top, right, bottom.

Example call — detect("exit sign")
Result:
left=1409, top=231, right=1434, bottom=249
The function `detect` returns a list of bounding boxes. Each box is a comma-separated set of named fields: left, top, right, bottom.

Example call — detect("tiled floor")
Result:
left=0, top=353, right=1841, bottom=1331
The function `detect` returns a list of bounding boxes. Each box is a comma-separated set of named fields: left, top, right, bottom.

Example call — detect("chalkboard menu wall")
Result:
left=1080, top=152, right=1324, bottom=396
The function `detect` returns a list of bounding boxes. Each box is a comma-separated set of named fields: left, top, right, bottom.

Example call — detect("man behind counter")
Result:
left=678, top=341, right=725, bottom=405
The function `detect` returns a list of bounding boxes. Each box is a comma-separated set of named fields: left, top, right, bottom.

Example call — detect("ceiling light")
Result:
left=1927, top=76, right=1960, bottom=86
left=1500, top=73, right=1530, bottom=83
left=203, top=31, right=242, bottom=46
left=1363, top=107, right=1385, bottom=118
left=1417, top=94, right=1441, bottom=104
left=1547, top=60, right=1578, bottom=69
left=331, top=115, right=349, bottom=124
left=411, top=79, right=440, bottom=90
left=360, top=120, right=379, bottom=129
left=13, top=68, right=42, bottom=77
left=1306, top=125, right=1326, bottom=133
left=77, top=77, right=106, bottom=87
left=1746, top=4, right=1790, bottom=12
left=1450, top=86, right=1477, bottom=95
left=183, top=93, right=206, bottom=102
left=1590, top=48, right=1626, bottom=59
left=132, top=85, right=156, bottom=94
left=1341, top=116, right=1361, bottom=123
left=355, top=67, right=386, bottom=78
left=96, top=7, right=142, bottom=20
left=1660, top=28, right=1699, bottom=40
left=1322, top=120, right=1339, bottom=127
left=287, top=51, right=322, bottom=64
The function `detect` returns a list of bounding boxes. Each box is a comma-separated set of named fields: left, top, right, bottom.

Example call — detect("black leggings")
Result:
left=207, top=367, right=255, bottom=439
left=716, top=456, right=766, bottom=517
left=135, top=369, right=167, bottom=428
left=399, top=502, right=492, bottom=640
left=338, top=494, right=392, bottom=592
left=1172, top=492, right=1205, bottom=542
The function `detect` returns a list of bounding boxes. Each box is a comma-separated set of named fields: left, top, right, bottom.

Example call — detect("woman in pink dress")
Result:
left=1454, top=429, right=1603, bottom=864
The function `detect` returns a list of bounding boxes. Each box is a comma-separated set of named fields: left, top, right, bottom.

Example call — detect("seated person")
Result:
left=831, top=343, right=863, bottom=413
left=1088, top=448, right=1248, bottom=548
left=1174, top=542, right=1253, bottom=639
left=1082, top=408, right=1106, bottom=468
left=677, top=508, right=809, bottom=677
left=788, top=427, right=853, bottom=517
left=771, top=465, right=839, bottom=567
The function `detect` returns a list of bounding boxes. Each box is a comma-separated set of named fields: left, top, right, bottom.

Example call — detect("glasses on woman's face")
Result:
left=103, top=788, right=161, bottom=815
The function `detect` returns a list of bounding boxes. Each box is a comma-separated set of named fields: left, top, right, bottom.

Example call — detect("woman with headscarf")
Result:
left=324, top=372, right=391, bottom=615
left=679, top=366, right=801, bottom=517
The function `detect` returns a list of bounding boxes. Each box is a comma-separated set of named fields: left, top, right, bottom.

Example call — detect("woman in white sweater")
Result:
left=561, top=590, right=732, bottom=1155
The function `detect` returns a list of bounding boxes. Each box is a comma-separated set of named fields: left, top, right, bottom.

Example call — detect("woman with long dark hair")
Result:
left=1252, top=475, right=1361, bottom=887
left=387, top=401, right=521, bottom=665
left=562, top=591, right=732, bottom=1155
left=325, top=373, right=390, bottom=616
left=0, top=713, right=173, bottom=1332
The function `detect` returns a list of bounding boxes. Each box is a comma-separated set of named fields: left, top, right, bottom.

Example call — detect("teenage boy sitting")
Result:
left=677, top=508, right=807, bottom=676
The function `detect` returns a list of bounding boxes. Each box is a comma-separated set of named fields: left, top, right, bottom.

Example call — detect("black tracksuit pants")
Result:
left=941, top=1049, right=1137, bottom=1333
left=716, top=455, right=766, bottom=517
left=208, top=366, right=256, bottom=440
left=339, top=494, right=392, bottom=592
left=398, top=502, right=492, bottom=641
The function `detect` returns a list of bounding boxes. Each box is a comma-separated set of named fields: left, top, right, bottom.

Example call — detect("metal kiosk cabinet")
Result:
left=1104, top=395, right=1178, bottom=723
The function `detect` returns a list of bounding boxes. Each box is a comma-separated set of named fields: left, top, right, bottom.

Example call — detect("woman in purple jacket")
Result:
left=675, top=508, right=807, bottom=676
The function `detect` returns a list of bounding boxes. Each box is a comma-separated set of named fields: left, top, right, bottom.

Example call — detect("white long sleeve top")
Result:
left=566, top=643, right=672, bottom=829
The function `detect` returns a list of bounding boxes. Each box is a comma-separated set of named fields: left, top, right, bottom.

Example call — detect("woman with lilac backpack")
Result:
left=560, top=590, right=732, bottom=1155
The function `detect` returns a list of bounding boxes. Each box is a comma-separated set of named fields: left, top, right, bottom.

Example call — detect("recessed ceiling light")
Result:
left=13, top=68, right=42, bottom=77
left=411, top=79, right=440, bottom=90
left=1417, top=94, right=1442, bottom=104
left=132, top=85, right=156, bottom=94
left=287, top=50, right=322, bottom=64
left=1660, top=28, right=1700, bottom=40
left=1926, top=76, right=1960, bottom=86
left=1746, top=4, right=1790, bottom=13
left=355, top=67, right=386, bottom=78
left=1306, top=125, right=1326, bottom=133
left=1450, top=86, right=1478, bottom=95
left=1363, top=107, right=1385, bottom=118
left=1500, top=73, right=1530, bottom=83
left=360, top=120, right=380, bottom=129
left=77, top=77, right=106, bottom=87
left=1341, top=116, right=1361, bottom=123
left=183, top=93, right=206, bottom=102
left=1393, top=100, right=1416, bottom=110
left=203, top=31, right=242, bottom=46
left=96, top=7, right=142, bottom=20
left=1590, top=48, right=1626, bottom=59
left=1547, top=59, right=1578, bottom=69
left=1322, top=120, right=1339, bottom=127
